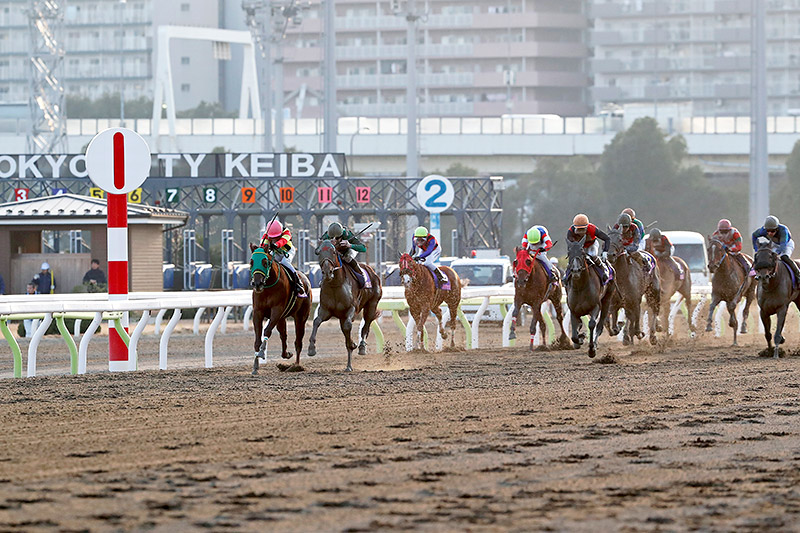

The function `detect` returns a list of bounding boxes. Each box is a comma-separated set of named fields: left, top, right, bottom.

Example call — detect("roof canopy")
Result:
left=0, top=194, right=188, bottom=226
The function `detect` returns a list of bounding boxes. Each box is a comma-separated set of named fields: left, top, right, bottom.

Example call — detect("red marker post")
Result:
left=86, top=128, right=151, bottom=371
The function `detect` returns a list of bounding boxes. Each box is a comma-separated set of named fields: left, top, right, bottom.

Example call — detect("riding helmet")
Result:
left=650, top=228, right=661, bottom=240
left=717, top=218, right=732, bottom=232
left=622, top=207, right=636, bottom=219
left=414, top=226, right=428, bottom=238
left=526, top=227, right=541, bottom=244
left=572, top=213, right=589, bottom=229
left=327, top=221, right=344, bottom=238
left=266, top=220, right=283, bottom=238
left=617, top=213, right=632, bottom=227
left=765, top=215, right=779, bottom=230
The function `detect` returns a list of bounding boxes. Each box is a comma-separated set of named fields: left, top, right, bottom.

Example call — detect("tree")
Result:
left=772, top=139, right=800, bottom=232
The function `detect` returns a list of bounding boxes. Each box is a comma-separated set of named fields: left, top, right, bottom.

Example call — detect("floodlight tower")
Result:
left=27, top=0, right=67, bottom=153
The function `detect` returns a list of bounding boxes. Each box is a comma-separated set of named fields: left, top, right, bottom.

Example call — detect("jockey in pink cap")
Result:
left=260, top=220, right=307, bottom=297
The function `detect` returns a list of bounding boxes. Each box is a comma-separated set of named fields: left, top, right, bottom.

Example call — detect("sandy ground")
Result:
left=1, top=314, right=800, bottom=531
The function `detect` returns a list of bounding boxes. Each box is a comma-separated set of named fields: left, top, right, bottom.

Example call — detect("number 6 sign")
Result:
left=416, top=174, right=454, bottom=214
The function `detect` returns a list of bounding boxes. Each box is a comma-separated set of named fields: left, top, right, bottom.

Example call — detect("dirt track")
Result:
left=1, top=322, right=800, bottom=531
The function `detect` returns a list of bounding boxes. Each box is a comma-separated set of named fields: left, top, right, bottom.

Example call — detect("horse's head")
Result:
left=753, top=238, right=778, bottom=281
left=316, top=239, right=340, bottom=281
left=249, top=246, right=272, bottom=293
left=567, top=236, right=587, bottom=273
left=398, top=253, right=416, bottom=286
left=606, top=226, right=625, bottom=262
left=514, top=247, right=533, bottom=286
left=707, top=236, right=727, bottom=273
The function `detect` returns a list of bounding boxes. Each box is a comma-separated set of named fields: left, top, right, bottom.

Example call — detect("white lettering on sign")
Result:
left=250, top=153, right=275, bottom=177
left=291, top=153, right=315, bottom=177
left=69, top=155, right=88, bottom=178
left=183, top=153, right=206, bottom=177
left=225, top=153, right=249, bottom=177
left=158, top=154, right=181, bottom=177
left=317, top=153, right=343, bottom=177
left=18, top=155, right=42, bottom=178
left=278, top=153, right=288, bottom=176
left=0, top=155, right=16, bottom=178
left=45, top=155, right=67, bottom=178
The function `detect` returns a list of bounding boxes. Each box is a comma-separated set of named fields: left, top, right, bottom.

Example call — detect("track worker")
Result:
left=410, top=226, right=448, bottom=288
left=260, top=220, right=308, bottom=297
left=31, top=262, right=55, bottom=294
left=751, top=215, right=800, bottom=285
left=321, top=222, right=370, bottom=288
left=521, top=225, right=558, bottom=286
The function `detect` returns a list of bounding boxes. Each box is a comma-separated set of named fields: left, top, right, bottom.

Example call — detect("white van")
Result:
left=450, top=257, right=514, bottom=321
left=650, top=230, right=710, bottom=287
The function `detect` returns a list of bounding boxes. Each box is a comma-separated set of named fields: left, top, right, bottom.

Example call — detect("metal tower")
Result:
left=27, top=0, right=67, bottom=153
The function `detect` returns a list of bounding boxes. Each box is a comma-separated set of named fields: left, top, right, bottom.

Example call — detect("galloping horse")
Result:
left=398, top=253, right=462, bottom=350
left=308, top=239, right=382, bottom=371
left=565, top=237, right=615, bottom=358
left=654, top=255, right=694, bottom=335
left=249, top=243, right=312, bottom=374
left=606, top=228, right=661, bottom=345
left=752, top=241, right=800, bottom=358
left=510, top=247, right=570, bottom=350
left=706, top=236, right=755, bottom=345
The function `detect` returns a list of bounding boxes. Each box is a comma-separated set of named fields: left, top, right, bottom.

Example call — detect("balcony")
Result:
left=337, top=72, right=474, bottom=89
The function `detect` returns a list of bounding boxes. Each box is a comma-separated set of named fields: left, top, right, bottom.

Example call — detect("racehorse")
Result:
left=249, top=243, right=312, bottom=374
left=510, top=247, right=570, bottom=350
left=565, top=237, right=615, bottom=358
left=398, top=252, right=462, bottom=350
left=606, top=227, right=661, bottom=345
left=308, top=239, right=382, bottom=371
left=706, top=236, right=755, bottom=345
left=752, top=241, right=800, bottom=358
left=653, top=255, right=694, bottom=336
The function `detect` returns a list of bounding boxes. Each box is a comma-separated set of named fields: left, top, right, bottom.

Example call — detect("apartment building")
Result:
left=277, top=0, right=589, bottom=118
left=590, top=0, right=800, bottom=116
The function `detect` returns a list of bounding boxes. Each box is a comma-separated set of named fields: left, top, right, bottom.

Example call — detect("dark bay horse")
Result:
left=752, top=242, right=800, bottom=358
left=308, top=239, right=382, bottom=371
left=510, top=247, right=570, bottom=350
left=653, top=254, right=694, bottom=335
left=706, top=237, right=755, bottom=345
left=398, top=253, right=462, bottom=350
left=249, top=244, right=312, bottom=374
left=606, top=228, right=661, bottom=345
left=565, top=237, right=614, bottom=358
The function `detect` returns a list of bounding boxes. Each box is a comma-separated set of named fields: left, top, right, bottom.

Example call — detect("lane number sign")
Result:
left=14, top=188, right=28, bottom=201
left=241, top=187, right=256, bottom=204
left=203, top=187, right=217, bottom=204
left=127, top=188, right=142, bottom=204
left=356, top=187, right=371, bottom=203
left=280, top=187, right=294, bottom=203
left=416, top=174, right=454, bottom=214
left=90, top=187, right=104, bottom=199
left=165, top=187, right=180, bottom=204
left=318, top=186, right=332, bottom=204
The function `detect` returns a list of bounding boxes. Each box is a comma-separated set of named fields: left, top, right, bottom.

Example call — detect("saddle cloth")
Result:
left=640, top=251, right=657, bottom=275
left=343, top=260, right=372, bottom=289
left=425, top=267, right=451, bottom=291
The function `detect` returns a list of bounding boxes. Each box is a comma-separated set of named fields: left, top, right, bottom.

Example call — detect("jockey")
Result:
left=260, top=220, right=307, bottom=297
left=410, top=226, right=448, bottom=287
left=321, top=221, right=369, bottom=287
left=567, top=213, right=611, bottom=283
left=751, top=215, right=800, bottom=284
left=614, top=213, right=648, bottom=270
left=712, top=218, right=750, bottom=272
left=521, top=225, right=558, bottom=285
left=621, top=207, right=646, bottom=250
left=645, top=228, right=682, bottom=280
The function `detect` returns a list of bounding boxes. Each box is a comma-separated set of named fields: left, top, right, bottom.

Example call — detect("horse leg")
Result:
left=293, top=313, right=306, bottom=367
left=307, top=305, right=332, bottom=357
left=706, top=295, right=721, bottom=332
left=510, top=296, right=521, bottom=340
left=570, top=312, right=582, bottom=349
left=431, top=305, right=445, bottom=344
left=416, top=310, right=429, bottom=351
left=587, top=307, right=598, bottom=359
left=761, top=308, right=773, bottom=355
left=530, top=305, right=544, bottom=351
left=252, top=309, right=264, bottom=375
left=740, top=282, right=755, bottom=334
left=551, top=293, right=570, bottom=348
left=359, top=299, right=379, bottom=355
left=340, top=308, right=357, bottom=372
left=773, top=305, right=789, bottom=359
left=277, top=319, right=291, bottom=359
left=683, top=285, right=695, bottom=335
left=726, top=299, right=739, bottom=346
left=648, top=288, right=660, bottom=345
left=447, top=302, right=458, bottom=349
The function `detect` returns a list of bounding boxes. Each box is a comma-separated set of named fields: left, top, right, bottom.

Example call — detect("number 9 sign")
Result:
left=416, top=175, right=454, bottom=214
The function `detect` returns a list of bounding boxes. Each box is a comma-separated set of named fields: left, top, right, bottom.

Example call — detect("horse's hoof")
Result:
left=622, top=338, right=631, bottom=346
left=251, top=370, right=258, bottom=376
left=281, top=352, right=293, bottom=360
left=705, top=324, right=713, bottom=332
left=636, top=331, right=646, bottom=340
left=588, top=348, right=596, bottom=359
left=307, top=345, right=316, bottom=357
left=358, top=343, right=366, bottom=356
left=345, top=365, right=353, bottom=372
left=572, top=342, right=581, bottom=349
left=650, top=336, right=657, bottom=346
left=509, top=331, right=516, bottom=340
left=740, top=325, right=748, bottom=334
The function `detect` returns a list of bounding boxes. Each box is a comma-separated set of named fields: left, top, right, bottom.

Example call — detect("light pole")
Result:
left=119, top=0, right=126, bottom=126
left=348, top=126, right=370, bottom=176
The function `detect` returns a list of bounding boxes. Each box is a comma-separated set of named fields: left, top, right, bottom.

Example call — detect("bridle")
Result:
left=707, top=237, right=729, bottom=272
left=753, top=248, right=778, bottom=282
left=317, top=240, right=342, bottom=273
left=250, top=247, right=280, bottom=292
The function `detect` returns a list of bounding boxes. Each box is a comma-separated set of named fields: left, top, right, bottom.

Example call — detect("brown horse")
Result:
left=706, top=237, right=755, bottom=345
left=606, top=228, right=661, bottom=345
left=510, top=247, right=570, bottom=350
left=249, top=244, right=312, bottom=374
left=653, top=254, right=694, bottom=335
left=752, top=242, right=800, bottom=358
left=398, top=253, right=462, bottom=350
left=307, top=239, right=382, bottom=371
left=565, top=237, right=615, bottom=358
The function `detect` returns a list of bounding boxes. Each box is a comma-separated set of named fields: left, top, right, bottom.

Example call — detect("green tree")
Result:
left=772, top=139, right=800, bottom=232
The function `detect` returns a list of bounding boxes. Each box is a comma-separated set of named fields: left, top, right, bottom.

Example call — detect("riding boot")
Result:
left=293, top=273, right=308, bottom=298
left=669, top=257, right=683, bottom=280
left=345, top=257, right=370, bottom=289
left=781, top=255, right=800, bottom=288
left=434, top=268, right=448, bottom=289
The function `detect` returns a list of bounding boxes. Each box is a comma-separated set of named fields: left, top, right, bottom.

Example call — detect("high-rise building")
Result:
left=590, top=0, right=800, bottom=116
left=276, top=0, right=589, bottom=118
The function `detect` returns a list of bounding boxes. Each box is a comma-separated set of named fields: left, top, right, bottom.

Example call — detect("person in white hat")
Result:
left=31, top=262, right=55, bottom=294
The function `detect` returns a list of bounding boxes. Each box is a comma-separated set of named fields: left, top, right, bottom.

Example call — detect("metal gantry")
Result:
left=27, top=0, right=67, bottom=153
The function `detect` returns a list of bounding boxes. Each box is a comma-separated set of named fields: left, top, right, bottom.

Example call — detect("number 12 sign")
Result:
left=416, top=174, right=454, bottom=214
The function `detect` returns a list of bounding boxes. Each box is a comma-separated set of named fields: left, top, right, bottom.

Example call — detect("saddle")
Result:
left=638, top=251, right=657, bottom=275
left=342, top=259, right=372, bottom=289
left=424, top=267, right=451, bottom=291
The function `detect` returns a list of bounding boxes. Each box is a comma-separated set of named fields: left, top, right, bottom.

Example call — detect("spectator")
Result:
left=31, top=262, right=55, bottom=294
left=82, top=258, right=107, bottom=292
left=0, top=272, right=4, bottom=295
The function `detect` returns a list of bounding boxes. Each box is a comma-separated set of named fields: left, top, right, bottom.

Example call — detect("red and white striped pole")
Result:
left=86, top=128, right=151, bottom=372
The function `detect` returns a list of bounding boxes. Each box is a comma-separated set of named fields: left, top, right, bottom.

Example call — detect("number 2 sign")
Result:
left=416, top=175, right=454, bottom=214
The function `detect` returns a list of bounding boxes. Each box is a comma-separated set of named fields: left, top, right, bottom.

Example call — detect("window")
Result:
left=181, top=56, right=190, bottom=65
left=180, top=3, right=190, bottom=11
left=181, top=83, right=190, bottom=92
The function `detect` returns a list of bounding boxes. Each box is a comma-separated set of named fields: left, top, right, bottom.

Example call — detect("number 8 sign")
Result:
left=416, top=175, right=454, bottom=214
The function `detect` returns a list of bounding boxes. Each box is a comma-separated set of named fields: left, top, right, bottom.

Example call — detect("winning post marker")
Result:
left=86, top=128, right=151, bottom=372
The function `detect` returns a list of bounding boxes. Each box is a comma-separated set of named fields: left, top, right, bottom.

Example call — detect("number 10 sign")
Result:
left=416, top=174, right=454, bottom=214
